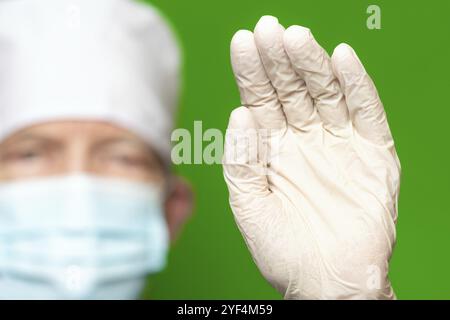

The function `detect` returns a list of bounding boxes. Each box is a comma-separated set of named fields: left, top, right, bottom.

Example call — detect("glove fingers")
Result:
left=253, top=16, right=319, bottom=131
left=331, top=43, right=393, bottom=145
left=223, top=106, right=270, bottom=198
left=230, top=30, right=287, bottom=131
left=283, top=26, right=350, bottom=137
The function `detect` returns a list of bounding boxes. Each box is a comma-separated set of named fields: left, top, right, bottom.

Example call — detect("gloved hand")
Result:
left=223, top=16, right=400, bottom=299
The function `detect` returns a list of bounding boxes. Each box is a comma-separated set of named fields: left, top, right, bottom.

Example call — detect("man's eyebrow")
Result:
left=92, top=137, right=151, bottom=150
left=93, top=136, right=165, bottom=168
left=1, top=133, right=61, bottom=146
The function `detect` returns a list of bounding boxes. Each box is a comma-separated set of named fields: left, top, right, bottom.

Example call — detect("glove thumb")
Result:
left=223, top=106, right=270, bottom=202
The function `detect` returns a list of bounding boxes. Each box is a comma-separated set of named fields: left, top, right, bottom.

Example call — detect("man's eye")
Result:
left=15, top=150, right=42, bottom=161
left=0, top=149, right=42, bottom=164
left=112, top=155, right=146, bottom=167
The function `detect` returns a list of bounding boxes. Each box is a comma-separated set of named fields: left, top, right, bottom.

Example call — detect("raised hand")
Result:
left=223, top=16, right=400, bottom=299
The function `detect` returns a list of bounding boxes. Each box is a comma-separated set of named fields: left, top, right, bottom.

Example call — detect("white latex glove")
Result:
left=223, top=16, right=400, bottom=300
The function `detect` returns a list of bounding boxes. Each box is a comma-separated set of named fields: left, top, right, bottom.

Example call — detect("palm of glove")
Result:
left=224, top=16, right=400, bottom=299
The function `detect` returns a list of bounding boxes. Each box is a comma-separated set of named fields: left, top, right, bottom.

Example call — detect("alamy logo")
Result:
left=367, top=5, right=381, bottom=30
left=171, top=121, right=282, bottom=172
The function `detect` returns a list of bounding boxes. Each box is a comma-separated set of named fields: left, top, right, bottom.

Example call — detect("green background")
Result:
left=141, top=0, right=450, bottom=299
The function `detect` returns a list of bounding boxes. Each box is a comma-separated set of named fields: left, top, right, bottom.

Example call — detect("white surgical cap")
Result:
left=0, top=0, right=180, bottom=160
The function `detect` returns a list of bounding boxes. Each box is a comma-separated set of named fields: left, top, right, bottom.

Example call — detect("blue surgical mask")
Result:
left=0, top=174, right=169, bottom=299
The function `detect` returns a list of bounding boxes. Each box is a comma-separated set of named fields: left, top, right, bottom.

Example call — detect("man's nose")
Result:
left=62, top=140, right=92, bottom=174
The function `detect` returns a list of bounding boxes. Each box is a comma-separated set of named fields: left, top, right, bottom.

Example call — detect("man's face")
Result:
left=0, top=121, right=165, bottom=184
left=0, top=120, right=192, bottom=241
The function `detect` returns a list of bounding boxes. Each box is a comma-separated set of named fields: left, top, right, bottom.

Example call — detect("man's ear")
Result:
left=164, top=176, right=194, bottom=242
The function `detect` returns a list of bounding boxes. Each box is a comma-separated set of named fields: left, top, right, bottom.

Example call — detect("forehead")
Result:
left=2, top=121, right=145, bottom=144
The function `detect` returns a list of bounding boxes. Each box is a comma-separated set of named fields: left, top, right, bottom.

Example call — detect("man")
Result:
left=0, top=0, right=193, bottom=299
left=0, top=0, right=400, bottom=300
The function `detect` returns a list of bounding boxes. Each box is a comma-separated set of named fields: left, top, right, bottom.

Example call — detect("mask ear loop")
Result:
left=164, top=174, right=175, bottom=201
